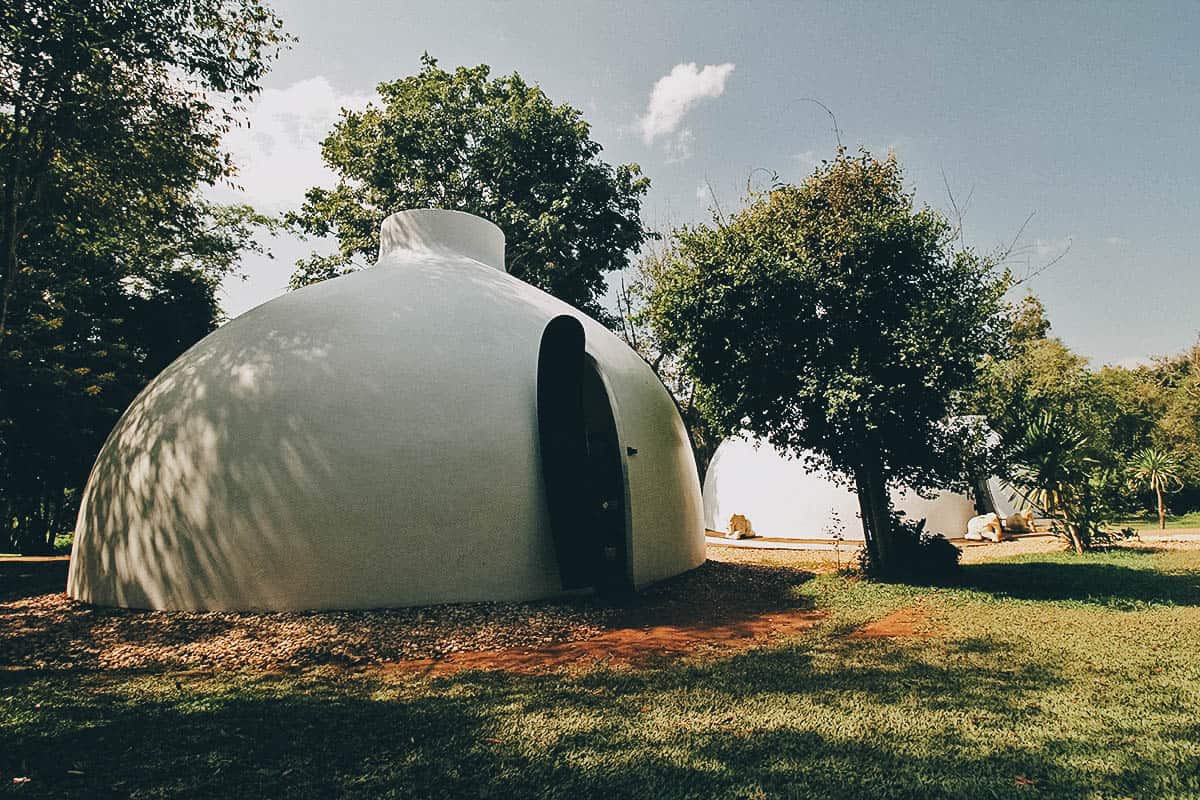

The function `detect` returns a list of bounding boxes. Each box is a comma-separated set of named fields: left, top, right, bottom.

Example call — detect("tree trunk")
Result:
left=854, top=458, right=893, bottom=577
left=0, top=182, right=20, bottom=339
left=1065, top=523, right=1085, bottom=555
left=854, top=477, right=881, bottom=569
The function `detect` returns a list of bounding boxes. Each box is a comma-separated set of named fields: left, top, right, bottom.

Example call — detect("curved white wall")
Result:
left=68, top=210, right=703, bottom=610
left=703, top=437, right=979, bottom=541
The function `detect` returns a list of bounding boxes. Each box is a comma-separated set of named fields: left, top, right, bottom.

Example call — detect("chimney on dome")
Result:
left=377, top=209, right=506, bottom=271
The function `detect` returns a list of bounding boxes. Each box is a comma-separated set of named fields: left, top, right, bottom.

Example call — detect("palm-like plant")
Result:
left=1127, top=447, right=1185, bottom=530
left=1006, top=410, right=1095, bottom=554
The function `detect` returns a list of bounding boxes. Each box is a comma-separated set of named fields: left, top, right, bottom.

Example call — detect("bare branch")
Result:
left=797, top=97, right=842, bottom=149
left=745, top=166, right=779, bottom=196
left=1010, top=235, right=1072, bottom=287
left=702, top=175, right=728, bottom=228
left=940, top=168, right=967, bottom=250
left=999, top=211, right=1036, bottom=263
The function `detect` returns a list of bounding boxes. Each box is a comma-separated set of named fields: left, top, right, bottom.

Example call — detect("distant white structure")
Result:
left=702, top=437, right=983, bottom=545
left=68, top=209, right=705, bottom=611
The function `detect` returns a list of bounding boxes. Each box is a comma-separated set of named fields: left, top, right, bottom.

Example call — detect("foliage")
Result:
left=0, top=1, right=288, bottom=552
left=973, top=294, right=1094, bottom=437
left=0, top=0, right=289, bottom=336
left=855, top=511, right=961, bottom=584
left=1141, top=343, right=1200, bottom=506
left=975, top=293, right=1199, bottom=522
left=621, top=239, right=720, bottom=478
left=285, top=55, right=652, bottom=323
left=1005, top=410, right=1118, bottom=553
left=1127, top=446, right=1185, bottom=530
left=639, top=149, right=1010, bottom=576
left=989, top=320, right=1200, bottom=539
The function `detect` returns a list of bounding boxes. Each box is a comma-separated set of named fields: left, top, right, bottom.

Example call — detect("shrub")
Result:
left=856, top=511, right=962, bottom=584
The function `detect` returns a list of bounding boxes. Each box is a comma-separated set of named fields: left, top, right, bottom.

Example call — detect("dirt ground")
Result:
left=0, top=553, right=821, bottom=675
left=6, top=539, right=1197, bottom=677
left=848, top=605, right=943, bottom=640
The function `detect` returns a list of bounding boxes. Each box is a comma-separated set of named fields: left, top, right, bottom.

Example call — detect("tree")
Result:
left=0, top=1, right=288, bottom=552
left=0, top=0, right=288, bottom=339
left=1006, top=410, right=1109, bottom=554
left=1009, top=292, right=1051, bottom=344
left=0, top=198, right=273, bottom=553
left=286, top=55, right=652, bottom=322
left=1127, top=446, right=1185, bottom=530
left=1145, top=343, right=1200, bottom=507
left=973, top=295, right=1095, bottom=436
left=640, top=150, right=1010, bottom=577
left=622, top=239, right=721, bottom=480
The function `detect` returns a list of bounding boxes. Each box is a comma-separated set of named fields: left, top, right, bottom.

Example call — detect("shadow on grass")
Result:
left=959, top=558, right=1200, bottom=606
left=3, top=631, right=1194, bottom=800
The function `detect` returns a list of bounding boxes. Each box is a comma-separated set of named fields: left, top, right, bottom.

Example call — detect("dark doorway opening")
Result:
left=536, top=316, right=630, bottom=595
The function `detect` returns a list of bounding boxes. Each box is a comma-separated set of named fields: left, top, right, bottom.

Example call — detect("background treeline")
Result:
left=973, top=293, right=1200, bottom=517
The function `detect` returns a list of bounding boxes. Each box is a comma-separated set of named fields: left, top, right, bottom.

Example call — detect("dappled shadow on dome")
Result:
left=70, top=326, right=344, bottom=610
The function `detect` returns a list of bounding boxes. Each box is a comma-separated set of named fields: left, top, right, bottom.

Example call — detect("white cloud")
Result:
left=696, top=183, right=710, bottom=201
left=1105, top=236, right=1130, bottom=246
left=664, top=129, right=696, bottom=163
left=638, top=62, right=735, bottom=146
left=210, top=77, right=376, bottom=212
left=1034, top=236, right=1073, bottom=259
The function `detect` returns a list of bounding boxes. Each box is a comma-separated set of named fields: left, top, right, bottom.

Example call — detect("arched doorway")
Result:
left=536, top=315, right=630, bottom=595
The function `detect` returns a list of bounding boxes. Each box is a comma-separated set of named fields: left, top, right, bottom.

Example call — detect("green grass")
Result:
left=4, top=549, right=1200, bottom=799
left=1114, top=510, right=1200, bottom=530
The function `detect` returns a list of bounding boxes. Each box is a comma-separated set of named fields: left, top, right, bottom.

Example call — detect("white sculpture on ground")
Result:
left=726, top=514, right=755, bottom=539
left=1005, top=509, right=1038, bottom=533
left=67, top=209, right=705, bottom=611
left=965, top=513, right=1005, bottom=542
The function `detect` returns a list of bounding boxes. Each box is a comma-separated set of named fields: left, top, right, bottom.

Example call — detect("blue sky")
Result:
left=213, top=0, right=1200, bottom=366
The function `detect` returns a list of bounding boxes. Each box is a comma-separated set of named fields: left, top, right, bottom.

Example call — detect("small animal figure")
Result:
left=965, top=513, right=1004, bottom=543
left=1005, top=509, right=1038, bottom=533
left=727, top=514, right=755, bottom=540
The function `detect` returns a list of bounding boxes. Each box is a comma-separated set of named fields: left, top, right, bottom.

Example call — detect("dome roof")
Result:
left=703, top=437, right=980, bottom=541
left=68, top=210, right=704, bottom=610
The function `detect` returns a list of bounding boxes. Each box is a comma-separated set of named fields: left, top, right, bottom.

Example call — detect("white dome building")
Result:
left=68, top=210, right=705, bottom=611
left=703, top=437, right=984, bottom=547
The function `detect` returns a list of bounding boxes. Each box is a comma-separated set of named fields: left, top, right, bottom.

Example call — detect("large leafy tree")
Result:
left=641, top=150, right=1010, bottom=577
left=286, top=55, right=652, bottom=322
left=0, top=0, right=287, bottom=337
left=0, top=0, right=287, bottom=552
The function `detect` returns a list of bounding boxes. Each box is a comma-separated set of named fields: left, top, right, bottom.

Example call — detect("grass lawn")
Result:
left=3, top=548, right=1200, bottom=799
left=1114, top=510, right=1200, bottom=531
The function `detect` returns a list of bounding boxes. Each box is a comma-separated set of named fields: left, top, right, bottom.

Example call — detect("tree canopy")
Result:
left=640, top=150, right=1011, bottom=576
left=0, top=0, right=287, bottom=552
left=286, top=55, right=652, bottom=322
